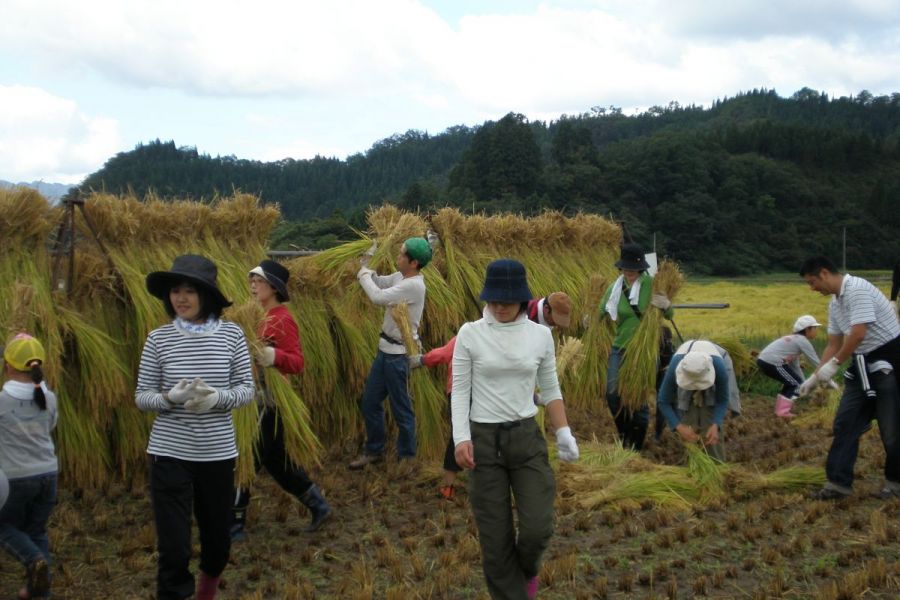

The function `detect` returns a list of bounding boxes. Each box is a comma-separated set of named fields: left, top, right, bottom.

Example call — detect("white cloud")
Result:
left=0, top=85, right=121, bottom=183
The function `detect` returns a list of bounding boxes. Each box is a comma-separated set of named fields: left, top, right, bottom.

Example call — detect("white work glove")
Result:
left=650, top=294, right=671, bottom=310
left=827, top=379, right=840, bottom=390
left=408, top=354, right=423, bottom=369
left=166, top=379, right=195, bottom=405
left=426, top=229, right=440, bottom=249
left=816, top=358, right=840, bottom=383
left=581, top=314, right=591, bottom=329
left=183, top=380, right=220, bottom=413
left=357, top=265, right=375, bottom=279
left=555, top=426, right=579, bottom=462
left=257, top=346, right=276, bottom=368
left=798, top=375, right=818, bottom=397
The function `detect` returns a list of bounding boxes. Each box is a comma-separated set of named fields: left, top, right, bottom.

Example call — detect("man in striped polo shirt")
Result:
left=799, top=256, right=900, bottom=500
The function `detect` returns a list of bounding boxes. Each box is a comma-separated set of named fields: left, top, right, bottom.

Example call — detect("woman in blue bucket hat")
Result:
left=451, top=259, right=579, bottom=599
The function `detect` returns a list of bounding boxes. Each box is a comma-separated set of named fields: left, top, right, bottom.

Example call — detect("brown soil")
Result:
left=2, top=394, right=899, bottom=599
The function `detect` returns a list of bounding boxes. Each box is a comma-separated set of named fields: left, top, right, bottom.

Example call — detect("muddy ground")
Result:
left=2, top=394, right=899, bottom=599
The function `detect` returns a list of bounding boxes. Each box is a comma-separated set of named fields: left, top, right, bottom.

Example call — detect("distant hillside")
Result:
left=1, top=180, right=72, bottom=203
left=72, top=88, right=900, bottom=274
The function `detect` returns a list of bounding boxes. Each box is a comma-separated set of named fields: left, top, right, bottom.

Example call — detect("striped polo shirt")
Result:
left=827, top=274, right=900, bottom=355
left=135, top=320, right=255, bottom=461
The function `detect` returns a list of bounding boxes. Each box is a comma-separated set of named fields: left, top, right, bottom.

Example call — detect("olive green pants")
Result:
left=681, top=404, right=726, bottom=462
left=469, top=418, right=556, bottom=600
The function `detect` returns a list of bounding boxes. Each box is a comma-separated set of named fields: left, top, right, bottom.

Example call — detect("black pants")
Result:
left=150, top=455, right=234, bottom=600
left=756, top=358, right=804, bottom=398
left=233, top=408, right=314, bottom=517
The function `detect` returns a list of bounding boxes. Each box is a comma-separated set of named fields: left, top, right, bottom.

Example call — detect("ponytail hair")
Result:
left=28, top=360, right=47, bottom=411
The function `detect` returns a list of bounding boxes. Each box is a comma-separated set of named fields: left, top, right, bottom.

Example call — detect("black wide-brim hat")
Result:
left=146, top=254, right=232, bottom=308
left=249, top=259, right=290, bottom=301
left=614, top=243, right=651, bottom=271
left=479, top=259, right=533, bottom=303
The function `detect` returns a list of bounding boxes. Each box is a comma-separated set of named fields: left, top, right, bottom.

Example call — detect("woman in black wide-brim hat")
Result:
left=598, top=243, right=674, bottom=451
left=450, top=259, right=580, bottom=600
left=229, top=259, right=332, bottom=542
left=135, top=254, right=255, bottom=600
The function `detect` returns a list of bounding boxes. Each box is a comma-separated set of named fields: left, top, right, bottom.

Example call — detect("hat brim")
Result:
left=249, top=266, right=290, bottom=301
left=146, top=271, right=232, bottom=308
left=615, top=257, right=651, bottom=270
left=479, top=288, right=533, bottom=303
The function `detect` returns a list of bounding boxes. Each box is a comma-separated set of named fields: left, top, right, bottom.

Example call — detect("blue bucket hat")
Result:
left=479, top=259, right=533, bottom=303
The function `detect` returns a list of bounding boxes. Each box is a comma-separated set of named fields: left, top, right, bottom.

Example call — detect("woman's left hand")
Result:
left=454, top=441, right=475, bottom=470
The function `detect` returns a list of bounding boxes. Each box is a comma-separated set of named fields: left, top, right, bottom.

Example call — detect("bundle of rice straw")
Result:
left=563, top=274, right=614, bottom=410
left=556, top=336, right=584, bottom=378
left=390, top=302, right=420, bottom=355
left=791, top=386, right=841, bottom=428
left=617, top=260, right=684, bottom=411
left=685, top=443, right=726, bottom=501
left=725, top=465, right=826, bottom=496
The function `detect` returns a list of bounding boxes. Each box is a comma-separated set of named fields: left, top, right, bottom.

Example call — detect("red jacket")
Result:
left=423, top=336, right=456, bottom=394
left=527, top=298, right=541, bottom=324
left=259, top=304, right=304, bottom=376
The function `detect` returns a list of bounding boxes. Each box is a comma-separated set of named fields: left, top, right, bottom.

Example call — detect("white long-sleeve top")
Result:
left=357, top=270, right=426, bottom=354
left=451, top=309, right=562, bottom=445
left=757, top=333, right=821, bottom=370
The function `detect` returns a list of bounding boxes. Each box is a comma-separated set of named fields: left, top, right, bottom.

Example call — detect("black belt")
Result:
left=380, top=331, right=404, bottom=346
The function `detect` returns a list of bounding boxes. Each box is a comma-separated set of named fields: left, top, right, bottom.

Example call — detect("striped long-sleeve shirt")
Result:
left=828, top=274, right=900, bottom=354
left=135, top=320, right=255, bottom=461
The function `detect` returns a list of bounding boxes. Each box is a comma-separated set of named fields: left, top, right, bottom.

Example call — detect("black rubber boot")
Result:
left=299, top=484, right=332, bottom=532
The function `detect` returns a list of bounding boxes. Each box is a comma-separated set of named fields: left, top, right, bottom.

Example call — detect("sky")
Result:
left=1, top=0, right=899, bottom=185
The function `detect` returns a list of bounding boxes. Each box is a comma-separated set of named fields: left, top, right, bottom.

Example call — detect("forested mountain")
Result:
left=71, top=88, right=900, bottom=274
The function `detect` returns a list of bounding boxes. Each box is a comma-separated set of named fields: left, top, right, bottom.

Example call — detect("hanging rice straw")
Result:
left=617, top=260, right=684, bottom=412
left=390, top=302, right=420, bottom=355
left=685, top=443, right=726, bottom=500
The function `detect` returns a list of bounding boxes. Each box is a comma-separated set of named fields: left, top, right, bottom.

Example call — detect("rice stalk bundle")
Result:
left=390, top=302, right=420, bottom=355
left=290, top=296, right=340, bottom=432
left=617, top=260, right=684, bottom=412
left=0, top=187, right=56, bottom=250
left=407, top=368, right=448, bottom=461
left=555, top=336, right=585, bottom=379
left=564, top=275, right=614, bottom=410
left=717, top=337, right=753, bottom=378
left=419, top=267, right=468, bottom=346
left=792, top=387, right=841, bottom=428
left=725, top=465, right=825, bottom=495
left=684, top=443, right=726, bottom=500
left=57, top=306, right=131, bottom=419
left=265, top=372, right=323, bottom=469
left=54, top=387, right=112, bottom=489
left=305, top=238, right=373, bottom=289
left=574, top=469, right=699, bottom=511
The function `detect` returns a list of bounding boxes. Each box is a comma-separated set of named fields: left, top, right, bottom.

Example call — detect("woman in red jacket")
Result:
left=231, top=260, right=332, bottom=541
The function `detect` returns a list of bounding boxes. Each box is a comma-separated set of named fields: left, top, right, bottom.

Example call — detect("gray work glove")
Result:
left=408, top=354, right=423, bottom=369
left=256, top=346, right=276, bottom=368
left=650, top=294, right=671, bottom=310
left=183, top=379, right=220, bottom=413
left=166, top=379, right=195, bottom=405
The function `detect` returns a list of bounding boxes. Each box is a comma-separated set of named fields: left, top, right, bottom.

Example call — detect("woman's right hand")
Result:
left=675, top=423, right=699, bottom=443
left=455, top=441, right=475, bottom=470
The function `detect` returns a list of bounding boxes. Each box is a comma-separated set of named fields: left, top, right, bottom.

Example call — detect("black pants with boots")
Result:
left=151, top=455, right=234, bottom=600
left=233, top=407, right=315, bottom=528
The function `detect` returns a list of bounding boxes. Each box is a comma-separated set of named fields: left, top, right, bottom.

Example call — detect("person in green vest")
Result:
left=599, top=243, right=674, bottom=450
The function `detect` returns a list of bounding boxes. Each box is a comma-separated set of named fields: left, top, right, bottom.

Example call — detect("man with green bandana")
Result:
left=349, top=237, right=432, bottom=469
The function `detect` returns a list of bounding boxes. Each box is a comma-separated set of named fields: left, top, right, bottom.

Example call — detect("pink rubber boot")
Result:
left=774, top=395, right=796, bottom=418
left=196, top=572, right=221, bottom=600
left=525, top=575, right=539, bottom=599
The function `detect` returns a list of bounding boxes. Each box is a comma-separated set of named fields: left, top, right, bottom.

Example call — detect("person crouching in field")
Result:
left=136, top=255, right=255, bottom=600
left=0, top=334, right=57, bottom=600
left=452, top=259, right=579, bottom=600
left=757, top=315, right=832, bottom=418
left=230, top=259, right=332, bottom=541
left=657, top=340, right=730, bottom=462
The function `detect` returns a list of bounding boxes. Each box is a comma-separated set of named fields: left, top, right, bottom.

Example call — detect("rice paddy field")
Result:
left=1, top=189, right=898, bottom=599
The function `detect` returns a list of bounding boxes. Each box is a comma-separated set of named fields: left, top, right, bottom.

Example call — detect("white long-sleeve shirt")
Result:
left=451, top=309, right=562, bottom=445
left=758, top=333, right=821, bottom=370
left=357, top=270, right=426, bottom=354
